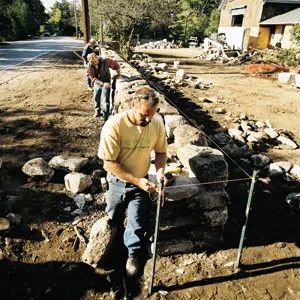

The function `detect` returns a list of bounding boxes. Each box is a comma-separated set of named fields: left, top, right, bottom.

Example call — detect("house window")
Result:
left=232, top=14, right=244, bottom=26
left=231, top=6, right=246, bottom=27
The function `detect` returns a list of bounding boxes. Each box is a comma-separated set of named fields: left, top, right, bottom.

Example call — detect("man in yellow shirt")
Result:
left=98, top=87, right=167, bottom=277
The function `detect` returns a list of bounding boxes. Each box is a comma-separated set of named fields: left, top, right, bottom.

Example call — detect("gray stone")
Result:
left=277, top=136, right=298, bottom=149
left=165, top=176, right=200, bottom=201
left=167, top=143, right=178, bottom=157
left=265, top=120, right=272, bottom=128
left=0, top=218, right=10, bottom=231
left=175, top=69, right=187, bottom=81
left=82, top=216, right=118, bottom=268
left=228, top=128, right=243, bottom=139
left=192, top=188, right=230, bottom=209
left=212, top=132, right=232, bottom=146
left=268, top=163, right=284, bottom=176
left=177, top=145, right=228, bottom=189
left=251, top=154, right=270, bottom=168
left=48, top=155, right=89, bottom=172
left=264, top=128, right=278, bottom=139
left=247, top=131, right=267, bottom=143
left=6, top=213, right=22, bottom=225
left=164, top=115, right=188, bottom=139
left=156, top=239, right=194, bottom=256
left=285, top=193, right=300, bottom=211
left=274, top=161, right=292, bottom=173
left=174, top=124, right=208, bottom=148
left=240, top=121, right=251, bottom=132
left=188, top=226, right=223, bottom=249
left=160, top=216, right=198, bottom=230
left=255, top=121, right=265, bottom=128
left=290, top=164, right=300, bottom=180
left=202, top=206, right=228, bottom=227
left=159, top=104, right=179, bottom=115
left=214, top=107, right=226, bottom=114
left=64, top=172, right=93, bottom=194
left=22, top=158, right=54, bottom=181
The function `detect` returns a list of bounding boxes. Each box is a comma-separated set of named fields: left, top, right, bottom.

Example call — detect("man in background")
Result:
left=87, top=53, right=121, bottom=119
left=82, top=38, right=97, bottom=91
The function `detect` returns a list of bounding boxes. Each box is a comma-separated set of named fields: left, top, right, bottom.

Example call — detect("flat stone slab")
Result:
left=49, top=155, right=89, bottom=172
left=165, top=176, right=200, bottom=201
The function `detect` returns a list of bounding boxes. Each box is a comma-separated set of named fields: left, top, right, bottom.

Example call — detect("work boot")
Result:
left=126, top=255, right=139, bottom=277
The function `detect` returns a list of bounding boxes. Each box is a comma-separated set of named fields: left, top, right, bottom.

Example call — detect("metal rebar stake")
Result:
left=234, top=169, right=259, bottom=270
left=149, top=179, right=164, bottom=295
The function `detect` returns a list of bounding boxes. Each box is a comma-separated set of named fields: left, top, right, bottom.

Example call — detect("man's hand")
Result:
left=103, top=82, right=111, bottom=88
left=136, top=178, right=156, bottom=193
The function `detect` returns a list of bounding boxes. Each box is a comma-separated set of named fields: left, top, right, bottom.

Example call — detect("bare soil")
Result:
left=0, top=49, right=299, bottom=300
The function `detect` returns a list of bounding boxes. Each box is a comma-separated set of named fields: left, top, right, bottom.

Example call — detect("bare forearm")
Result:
left=103, top=161, right=139, bottom=185
left=155, top=152, right=167, bottom=177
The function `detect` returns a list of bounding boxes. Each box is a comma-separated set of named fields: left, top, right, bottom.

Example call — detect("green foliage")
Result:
left=0, top=0, right=46, bottom=41
left=276, top=48, right=300, bottom=67
left=291, top=23, right=300, bottom=45
left=47, top=0, right=75, bottom=35
left=89, top=0, right=177, bottom=57
left=204, top=8, right=220, bottom=37
left=169, top=0, right=219, bottom=44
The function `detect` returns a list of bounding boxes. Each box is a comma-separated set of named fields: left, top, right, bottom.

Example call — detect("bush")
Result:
left=291, top=23, right=300, bottom=45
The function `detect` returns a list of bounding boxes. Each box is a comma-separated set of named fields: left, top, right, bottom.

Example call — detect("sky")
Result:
left=41, top=0, right=57, bottom=11
left=41, top=0, right=73, bottom=11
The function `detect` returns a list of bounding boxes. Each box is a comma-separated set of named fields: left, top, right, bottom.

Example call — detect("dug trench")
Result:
left=0, top=49, right=299, bottom=299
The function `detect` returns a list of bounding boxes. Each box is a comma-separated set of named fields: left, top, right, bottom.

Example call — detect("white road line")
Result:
left=0, top=50, right=50, bottom=71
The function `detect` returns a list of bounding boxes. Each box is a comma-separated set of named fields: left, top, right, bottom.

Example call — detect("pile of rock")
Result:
left=197, top=38, right=256, bottom=65
left=135, top=39, right=179, bottom=50
left=20, top=155, right=102, bottom=224
left=209, top=115, right=300, bottom=190
left=130, top=56, right=213, bottom=91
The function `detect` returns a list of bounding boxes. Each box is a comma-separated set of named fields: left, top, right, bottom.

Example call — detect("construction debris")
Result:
left=135, top=39, right=180, bottom=49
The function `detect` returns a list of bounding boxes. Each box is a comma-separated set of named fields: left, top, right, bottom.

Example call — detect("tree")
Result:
left=204, top=8, right=220, bottom=38
left=169, top=0, right=219, bottom=44
left=291, top=23, right=300, bottom=46
left=0, top=0, right=46, bottom=41
left=47, top=0, right=75, bottom=35
left=89, top=0, right=177, bottom=58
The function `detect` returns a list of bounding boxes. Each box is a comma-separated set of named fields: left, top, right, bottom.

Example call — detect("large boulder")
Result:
left=82, top=216, right=119, bottom=269
left=164, top=176, right=200, bottom=201
left=164, top=114, right=188, bottom=139
left=22, top=158, right=54, bottom=181
left=177, top=145, right=228, bottom=189
left=49, top=155, right=89, bottom=172
left=64, top=172, right=92, bottom=194
left=174, top=124, right=208, bottom=148
left=190, top=188, right=230, bottom=210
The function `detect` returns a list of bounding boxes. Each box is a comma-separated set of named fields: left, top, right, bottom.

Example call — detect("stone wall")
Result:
left=105, top=49, right=230, bottom=256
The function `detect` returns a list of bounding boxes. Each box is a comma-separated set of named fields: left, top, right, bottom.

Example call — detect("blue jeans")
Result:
left=93, top=83, right=110, bottom=120
left=105, top=173, right=151, bottom=256
left=84, top=62, right=92, bottom=88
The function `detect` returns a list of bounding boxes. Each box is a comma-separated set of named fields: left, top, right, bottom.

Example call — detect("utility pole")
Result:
left=81, top=0, right=90, bottom=44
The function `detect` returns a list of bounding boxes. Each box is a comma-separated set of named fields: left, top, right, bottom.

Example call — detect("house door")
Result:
left=258, top=27, right=270, bottom=48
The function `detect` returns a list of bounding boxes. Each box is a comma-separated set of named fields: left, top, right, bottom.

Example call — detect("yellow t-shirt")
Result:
left=98, top=111, right=167, bottom=179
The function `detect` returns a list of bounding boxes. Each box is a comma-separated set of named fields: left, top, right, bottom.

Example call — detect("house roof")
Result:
left=264, top=0, right=300, bottom=3
left=219, top=0, right=300, bottom=10
left=260, top=7, right=300, bottom=24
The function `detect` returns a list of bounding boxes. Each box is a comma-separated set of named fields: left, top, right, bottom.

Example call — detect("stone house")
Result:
left=218, top=0, right=300, bottom=49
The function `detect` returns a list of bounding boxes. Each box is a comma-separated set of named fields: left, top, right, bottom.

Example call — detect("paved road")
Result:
left=0, top=36, right=83, bottom=70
